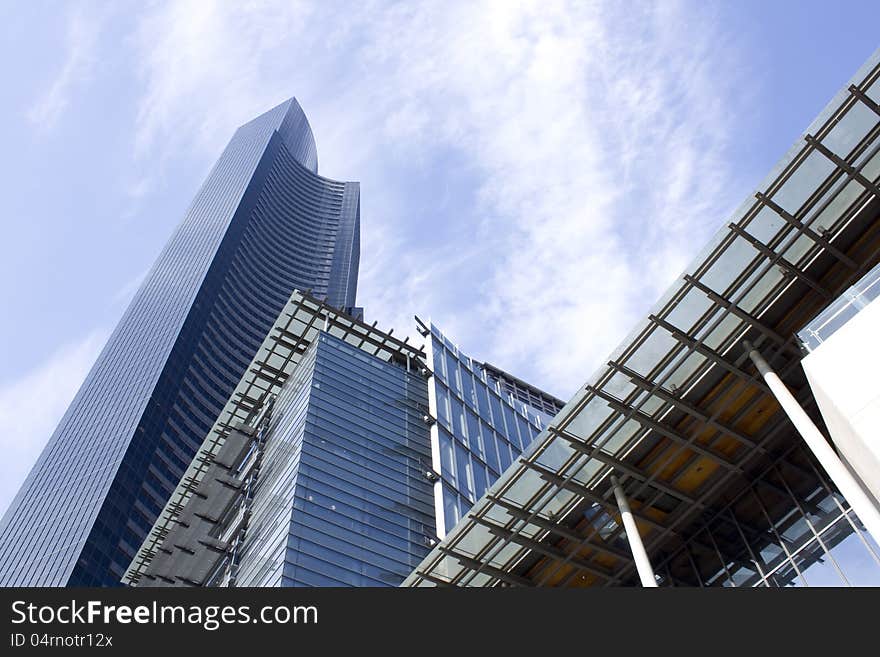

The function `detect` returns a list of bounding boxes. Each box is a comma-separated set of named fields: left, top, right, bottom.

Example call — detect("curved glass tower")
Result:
left=0, top=98, right=360, bottom=586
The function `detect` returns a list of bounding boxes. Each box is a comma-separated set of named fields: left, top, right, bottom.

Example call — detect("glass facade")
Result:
left=0, top=98, right=360, bottom=586
left=482, top=363, right=565, bottom=426
left=427, top=323, right=549, bottom=536
left=231, top=333, right=434, bottom=586
left=653, top=444, right=880, bottom=587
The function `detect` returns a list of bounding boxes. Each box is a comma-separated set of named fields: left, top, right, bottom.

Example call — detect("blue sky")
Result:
left=0, top=1, right=877, bottom=522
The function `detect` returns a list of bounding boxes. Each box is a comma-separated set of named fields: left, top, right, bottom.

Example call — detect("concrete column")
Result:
left=610, top=475, right=658, bottom=587
left=744, top=341, right=880, bottom=543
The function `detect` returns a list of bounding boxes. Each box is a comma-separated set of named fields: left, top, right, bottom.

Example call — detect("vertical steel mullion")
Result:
left=799, top=447, right=880, bottom=568
left=703, top=525, right=736, bottom=587
left=771, top=464, right=851, bottom=586
left=751, top=486, right=808, bottom=587
left=683, top=542, right=705, bottom=587
left=727, top=509, right=771, bottom=588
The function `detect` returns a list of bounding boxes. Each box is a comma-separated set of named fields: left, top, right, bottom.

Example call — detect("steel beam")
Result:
left=473, top=515, right=614, bottom=581
left=849, top=84, right=880, bottom=118
left=753, top=193, right=857, bottom=269
left=805, top=134, right=880, bottom=199
left=485, top=495, right=632, bottom=560
left=553, top=427, right=698, bottom=505
left=648, top=315, right=771, bottom=393
left=524, top=461, right=668, bottom=533
left=610, top=360, right=762, bottom=450
left=590, top=387, right=743, bottom=472
left=437, top=547, right=533, bottom=587
left=729, top=224, right=832, bottom=300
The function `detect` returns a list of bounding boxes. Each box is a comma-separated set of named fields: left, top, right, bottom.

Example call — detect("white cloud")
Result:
left=124, top=0, right=756, bottom=398
left=0, top=331, right=107, bottom=519
left=130, top=0, right=314, bottom=160
left=27, top=8, right=105, bottom=131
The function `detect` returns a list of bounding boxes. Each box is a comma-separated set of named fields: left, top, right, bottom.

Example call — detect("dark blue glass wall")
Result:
left=0, top=98, right=360, bottom=586
left=234, top=333, right=435, bottom=587
left=428, top=323, right=547, bottom=535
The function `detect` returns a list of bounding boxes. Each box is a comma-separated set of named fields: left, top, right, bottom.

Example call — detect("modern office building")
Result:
left=421, top=319, right=562, bottom=538
left=404, top=48, right=880, bottom=587
left=124, top=294, right=559, bottom=587
left=0, top=98, right=361, bottom=586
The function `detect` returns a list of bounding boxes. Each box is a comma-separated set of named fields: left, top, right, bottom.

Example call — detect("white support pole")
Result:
left=744, top=341, right=880, bottom=543
left=610, top=474, right=658, bottom=587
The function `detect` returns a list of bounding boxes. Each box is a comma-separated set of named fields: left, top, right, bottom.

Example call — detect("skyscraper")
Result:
left=123, top=292, right=561, bottom=587
left=0, top=98, right=361, bottom=586
left=128, top=296, right=435, bottom=587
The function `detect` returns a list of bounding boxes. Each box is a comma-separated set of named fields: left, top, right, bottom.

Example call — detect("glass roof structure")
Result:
left=123, top=290, right=427, bottom=585
left=403, top=48, right=880, bottom=587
